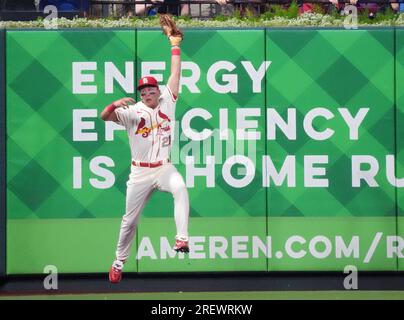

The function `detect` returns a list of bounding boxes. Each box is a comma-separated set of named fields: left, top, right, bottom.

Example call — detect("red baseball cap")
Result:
left=137, top=76, right=159, bottom=91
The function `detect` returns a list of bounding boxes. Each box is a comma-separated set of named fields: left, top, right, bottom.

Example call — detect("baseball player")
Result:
left=101, top=19, right=189, bottom=284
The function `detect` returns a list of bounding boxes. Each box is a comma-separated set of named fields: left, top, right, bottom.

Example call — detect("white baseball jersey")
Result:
left=114, top=86, right=177, bottom=163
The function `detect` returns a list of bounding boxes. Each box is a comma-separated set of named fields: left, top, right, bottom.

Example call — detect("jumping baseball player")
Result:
left=101, top=15, right=189, bottom=284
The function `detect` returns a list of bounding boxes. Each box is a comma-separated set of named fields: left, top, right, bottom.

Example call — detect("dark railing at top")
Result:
left=0, top=0, right=402, bottom=20
left=89, top=0, right=401, bottom=18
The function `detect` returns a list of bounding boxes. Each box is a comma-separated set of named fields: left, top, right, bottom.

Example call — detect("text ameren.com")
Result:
left=133, top=235, right=404, bottom=261
left=70, top=105, right=404, bottom=189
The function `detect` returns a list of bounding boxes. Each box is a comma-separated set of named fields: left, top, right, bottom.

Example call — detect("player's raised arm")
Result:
left=100, top=97, right=135, bottom=122
left=160, top=14, right=183, bottom=98
left=167, top=37, right=181, bottom=98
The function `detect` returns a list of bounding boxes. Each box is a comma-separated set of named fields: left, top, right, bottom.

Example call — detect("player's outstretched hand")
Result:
left=113, top=97, right=136, bottom=109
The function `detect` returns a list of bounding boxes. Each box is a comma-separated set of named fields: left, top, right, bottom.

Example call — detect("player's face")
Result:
left=140, top=86, right=160, bottom=109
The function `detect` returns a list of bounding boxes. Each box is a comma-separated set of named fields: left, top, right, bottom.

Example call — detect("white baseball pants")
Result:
left=115, top=163, right=189, bottom=262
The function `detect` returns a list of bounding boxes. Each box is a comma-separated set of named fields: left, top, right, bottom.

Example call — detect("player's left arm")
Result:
left=166, top=37, right=181, bottom=99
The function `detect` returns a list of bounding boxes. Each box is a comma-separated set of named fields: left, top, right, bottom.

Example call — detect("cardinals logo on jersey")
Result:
left=135, top=117, right=151, bottom=138
left=135, top=111, right=171, bottom=138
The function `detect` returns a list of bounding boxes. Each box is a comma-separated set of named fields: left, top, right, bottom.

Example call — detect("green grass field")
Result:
left=1, top=291, right=404, bottom=300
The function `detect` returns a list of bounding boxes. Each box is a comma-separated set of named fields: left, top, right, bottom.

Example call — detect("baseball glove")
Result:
left=159, top=14, right=183, bottom=46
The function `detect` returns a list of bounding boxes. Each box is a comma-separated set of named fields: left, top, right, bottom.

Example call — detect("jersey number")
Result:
left=162, top=136, right=171, bottom=147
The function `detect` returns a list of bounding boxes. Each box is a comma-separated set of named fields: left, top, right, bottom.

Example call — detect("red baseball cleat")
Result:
left=173, top=239, right=189, bottom=253
left=109, top=260, right=123, bottom=283
left=109, top=266, right=122, bottom=283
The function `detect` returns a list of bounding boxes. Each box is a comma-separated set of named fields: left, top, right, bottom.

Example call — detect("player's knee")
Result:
left=172, top=182, right=188, bottom=198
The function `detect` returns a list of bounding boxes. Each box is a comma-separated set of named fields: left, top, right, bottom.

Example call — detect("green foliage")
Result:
left=213, top=14, right=230, bottom=21
left=355, top=6, right=397, bottom=25
left=382, top=6, right=397, bottom=21
left=262, top=4, right=289, bottom=19
left=0, top=11, right=403, bottom=28
left=178, top=14, right=192, bottom=22
left=287, top=0, right=300, bottom=19
left=311, top=3, right=325, bottom=14
left=233, top=8, right=242, bottom=20
left=244, top=6, right=257, bottom=20
left=260, top=1, right=300, bottom=20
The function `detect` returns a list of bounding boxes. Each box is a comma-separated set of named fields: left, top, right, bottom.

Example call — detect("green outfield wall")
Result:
left=3, top=28, right=404, bottom=274
left=396, top=28, right=404, bottom=271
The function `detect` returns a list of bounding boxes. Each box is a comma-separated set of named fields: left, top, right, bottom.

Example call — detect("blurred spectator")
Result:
left=157, top=0, right=183, bottom=15
left=234, top=0, right=266, bottom=16
left=132, top=0, right=153, bottom=16
left=328, top=0, right=356, bottom=10
left=391, top=2, right=404, bottom=12
left=265, top=1, right=322, bottom=16
left=181, top=0, right=234, bottom=17
left=132, top=0, right=233, bottom=17
left=299, top=3, right=315, bottom=14
left=134, top=0, right=184, bottom=16
left=3, top=0, right=36, bottom=10
left=328, top=0, right=380, bottom=17
left=39, top=0, right=89, bottom=12
left=89, top=0, right=136, bottom=17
